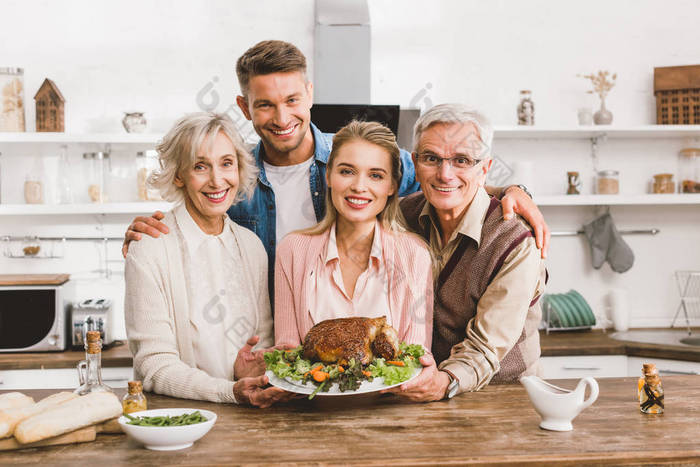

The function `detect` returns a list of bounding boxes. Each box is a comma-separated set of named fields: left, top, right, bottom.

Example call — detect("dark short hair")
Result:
left=236, top=40, right=307, bottom=96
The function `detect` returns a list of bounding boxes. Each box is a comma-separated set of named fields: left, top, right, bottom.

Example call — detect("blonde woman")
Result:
left=274, top=121, right=433, bottom=350
left=125, top=112, right=289, bottom=407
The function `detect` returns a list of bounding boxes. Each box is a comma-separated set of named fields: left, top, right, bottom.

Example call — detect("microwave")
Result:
left=0, top=274, right=74, bottom=352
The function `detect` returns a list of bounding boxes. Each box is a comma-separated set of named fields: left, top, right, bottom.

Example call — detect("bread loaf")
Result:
left=0, top=392, right=78, bottom=438
left=14, top=392, right=122, bottom=444
left=0, top=393, right=34, bottom=411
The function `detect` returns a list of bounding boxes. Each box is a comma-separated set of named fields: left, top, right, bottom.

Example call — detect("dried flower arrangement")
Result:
left=578, top=70, right=617, bottom=100
left=578, top=70, right=617, bottom=124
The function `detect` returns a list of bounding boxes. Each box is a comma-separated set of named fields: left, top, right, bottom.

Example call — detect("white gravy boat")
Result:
left=520, top=375, right=599, bottom=431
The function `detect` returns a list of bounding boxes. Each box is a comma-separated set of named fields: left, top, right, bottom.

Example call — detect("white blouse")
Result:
left=174, top=203, right=272, bottom=380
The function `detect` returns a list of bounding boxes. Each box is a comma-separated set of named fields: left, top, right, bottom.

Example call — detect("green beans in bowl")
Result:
left=117, top=408, right=217, bottom=451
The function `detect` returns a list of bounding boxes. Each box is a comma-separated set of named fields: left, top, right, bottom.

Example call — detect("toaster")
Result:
left=70, top=298, right=113, bottom=348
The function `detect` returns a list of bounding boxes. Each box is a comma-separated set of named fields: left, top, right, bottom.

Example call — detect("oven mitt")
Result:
left=582, top=213, right=634, bottom=273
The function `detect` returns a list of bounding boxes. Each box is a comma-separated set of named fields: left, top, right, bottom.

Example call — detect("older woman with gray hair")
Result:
left=125, top=112, right=288, bottom=407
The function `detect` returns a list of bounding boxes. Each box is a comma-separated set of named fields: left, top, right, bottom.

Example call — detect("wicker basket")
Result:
left=654, top=65, right=700, bottom=124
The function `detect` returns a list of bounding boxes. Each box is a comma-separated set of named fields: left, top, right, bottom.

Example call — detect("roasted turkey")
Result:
left=302, top=316, right=399, bottom=366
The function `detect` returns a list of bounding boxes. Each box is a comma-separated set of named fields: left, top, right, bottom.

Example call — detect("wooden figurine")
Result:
left=34, top=78, right=65, bottom=132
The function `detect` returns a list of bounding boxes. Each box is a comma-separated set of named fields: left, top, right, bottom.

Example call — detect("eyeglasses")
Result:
left=414, top=153, right=482, bottom=170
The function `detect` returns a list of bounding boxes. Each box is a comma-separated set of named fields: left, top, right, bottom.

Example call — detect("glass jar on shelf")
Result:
left=596, top=170, right=619, bottom=194
left=24, top=156, right=45, bottom=204
left=136, top=150, right=161, bottom=201
left=83, top=152, right=109, bottom=203
left=517, top=90, right=535, bottom=126
left=56, top=145, right=74, bottom=204
left=679, top=148, right=700, bottom=193
left=652, top=173, right=675, bottom=194
left=0, top=67, right=26, bottom=132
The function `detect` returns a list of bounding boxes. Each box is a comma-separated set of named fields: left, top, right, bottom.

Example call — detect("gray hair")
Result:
left=149, top=112, right=258, bottom=204
left=412, top=104, right=493, bottom=159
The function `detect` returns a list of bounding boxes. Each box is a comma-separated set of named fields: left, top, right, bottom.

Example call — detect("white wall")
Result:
left=369, top=0, right=700, bottom=125
left=0, top=0, right=315, bottom=134
left=369, top=0, right=700, bottom=327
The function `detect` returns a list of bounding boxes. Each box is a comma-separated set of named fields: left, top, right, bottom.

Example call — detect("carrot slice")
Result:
left=337, top=366, right=345, bottom=373
left=313, top=371, right=329, bottom=382
left=386, top=361, right=405, bottom=367
left=311, top=364, right=324, bottom=373
left=362, top=370, right=372, bottom=377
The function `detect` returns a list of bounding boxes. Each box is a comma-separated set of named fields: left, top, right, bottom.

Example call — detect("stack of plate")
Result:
left=543, top=290, right=596, bottom=329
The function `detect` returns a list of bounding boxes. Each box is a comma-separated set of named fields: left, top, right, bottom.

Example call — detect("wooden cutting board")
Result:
left=0, top=274, right=70, bottom=286
left=0, top=418, right=122, bottom=451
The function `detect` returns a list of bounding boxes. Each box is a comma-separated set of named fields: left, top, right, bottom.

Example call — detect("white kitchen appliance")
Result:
left=70, top=298, right=114, bottom=348
left=0, top=274, right=74, bottom=352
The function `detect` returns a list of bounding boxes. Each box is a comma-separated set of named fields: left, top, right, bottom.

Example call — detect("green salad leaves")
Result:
left=264, top=342, right=425, bottom=399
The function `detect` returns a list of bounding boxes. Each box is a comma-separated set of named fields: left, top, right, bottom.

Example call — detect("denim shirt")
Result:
left=227, top=122, right=421, bottom=304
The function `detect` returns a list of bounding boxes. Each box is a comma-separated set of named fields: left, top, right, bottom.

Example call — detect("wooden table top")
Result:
left=2, top=375, right=699, bottom=465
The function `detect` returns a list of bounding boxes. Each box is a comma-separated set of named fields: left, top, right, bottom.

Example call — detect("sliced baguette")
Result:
left=0, top=393, right=34, bottom=411
left=14, top=392, right=122, bottom=444
left=0, top=391, right=79, bottom=439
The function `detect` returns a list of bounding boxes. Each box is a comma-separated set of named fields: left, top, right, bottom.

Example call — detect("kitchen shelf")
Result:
left=0, top=126, right=698, bottom=144
left=493, top=125, right=700, bottom=139
left=535, top=194, right=700, bottom=206
left=0, top=202, right=174, bottom=215
left=0, top=133, right=163, bottom=144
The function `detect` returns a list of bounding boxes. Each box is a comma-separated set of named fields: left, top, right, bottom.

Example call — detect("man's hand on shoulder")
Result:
left=122, top=211, right=169, bottom=258
left=501, top=186, right=550, bottom=259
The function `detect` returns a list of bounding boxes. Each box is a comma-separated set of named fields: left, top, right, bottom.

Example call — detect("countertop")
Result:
left=2, top=376, right=699, bottom=465
left=0, top=342, right=132, bottom=370
left=540, top=328, right=700, bottom=361
left=3, top=329, right=700, bottom=371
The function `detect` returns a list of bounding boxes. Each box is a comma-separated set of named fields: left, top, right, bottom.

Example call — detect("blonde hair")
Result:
left=149, top=112, right=258, bottom=204
left=299, top=120, right=405, bottom=236
left=236, top=40, right=308, bottom=97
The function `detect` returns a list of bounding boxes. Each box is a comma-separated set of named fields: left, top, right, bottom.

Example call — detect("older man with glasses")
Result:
left=385, top=104, right=547, bottom=402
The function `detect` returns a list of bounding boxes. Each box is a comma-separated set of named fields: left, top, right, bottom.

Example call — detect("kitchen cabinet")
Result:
left=0, top=367, right=132, bottom=390
left=540, top=355, right=627, bottom=379
left=541, top=355, right=700, bottom=378
left=627, top=356, right=700, bottom=376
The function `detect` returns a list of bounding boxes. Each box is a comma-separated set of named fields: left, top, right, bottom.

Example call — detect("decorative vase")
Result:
left=122, top=112, right=147, bottom=133
left=593, top=98, right=613, bottom=125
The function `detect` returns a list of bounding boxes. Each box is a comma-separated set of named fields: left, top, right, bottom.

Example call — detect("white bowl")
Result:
left=118, top=408, right=217, bottom=451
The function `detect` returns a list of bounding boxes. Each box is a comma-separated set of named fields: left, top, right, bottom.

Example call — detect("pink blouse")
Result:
left=274, top=224, right=434, bottom=351
left=312, top=222, right=392, bottom=326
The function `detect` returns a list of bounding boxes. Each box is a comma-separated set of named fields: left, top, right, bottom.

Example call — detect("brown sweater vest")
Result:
left=400, top=192, right=543, bottom=383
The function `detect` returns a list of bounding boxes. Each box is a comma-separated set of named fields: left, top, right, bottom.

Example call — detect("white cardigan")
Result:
left=124, top=209, right=272, bottom=403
